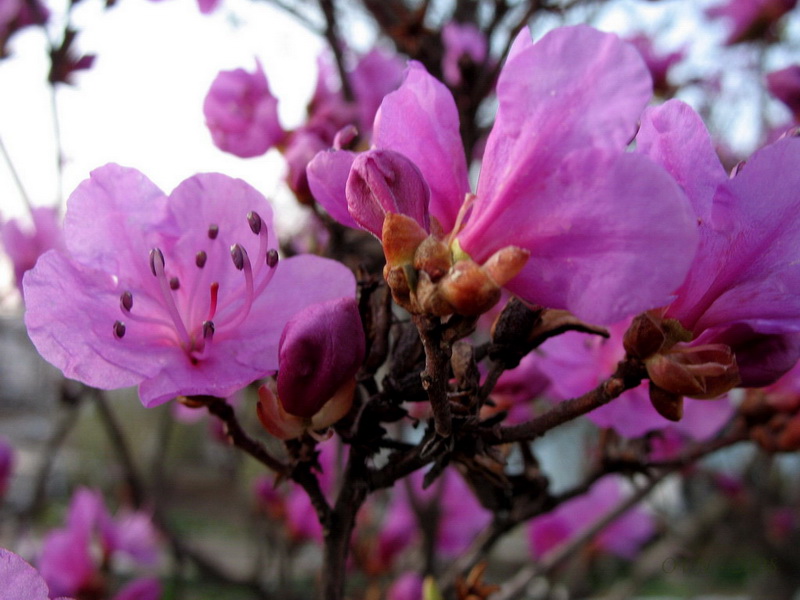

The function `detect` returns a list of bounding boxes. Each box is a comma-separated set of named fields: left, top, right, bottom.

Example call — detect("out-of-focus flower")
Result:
left=767, top=64, right=800, bottom=121
left=535, top=321, right=735, bottom=438
left=310, top=26, right=698, bottom=323
left=257, top=297, right=364, bottom=439
left=24, top=164, right=355, bottom=407
left=0, top=206, right=63, bottom=297
left=706, top=0, right=798, bottom=44
left=0, top=548, right=72, bottom=600
left=38, top=488, right=159, bottom=598
left=634, top=100, right=800, bottom=402
left=626, top=34, right=684, bottom=96
left=204, top=60, right=284, bottom=158
left=0, top=435, right=14, bottom=499
left=0, top=0, right=49, bottom=58
left=387, top=572, right=424, bottom=600
left=528, top=476, right=654, bottom=560
left=441, top=22, right=488, bottom=87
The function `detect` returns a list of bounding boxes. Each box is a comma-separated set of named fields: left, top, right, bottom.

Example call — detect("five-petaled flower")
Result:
left=23, top=164, right=356, bottom=407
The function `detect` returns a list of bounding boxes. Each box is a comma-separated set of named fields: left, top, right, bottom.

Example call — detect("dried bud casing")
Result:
left=277, top=297, right=365, bottom=419
left=648, top=382, right=684, bottom=421
left=382, top=213, right=429, bottom=270
left=623, top=312, right=666, bottom=359
left=646, top=343, right=741, bottom=400
left=346, top=149, right=430, bottom=239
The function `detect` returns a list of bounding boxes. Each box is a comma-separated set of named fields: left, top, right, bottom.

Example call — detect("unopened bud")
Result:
left=346, top=149, right=430, bottom=239
left=623, top=312, right=666, bottom=359
left=648, top=382, right=684, bottom=421
left=277, top=297, right=365, bottom=419
left=413, top=236, right=452, bottom=282
left=481, top=245, right=530, bottom=287
left=382, top=212, right=428, bottom=269
left=437, top=260, right=502, bottom=316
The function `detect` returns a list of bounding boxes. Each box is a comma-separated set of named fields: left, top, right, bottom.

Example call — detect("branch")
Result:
left=318, top=0, right=354, bottom=101
left=414, top=315, right=453, bottom=437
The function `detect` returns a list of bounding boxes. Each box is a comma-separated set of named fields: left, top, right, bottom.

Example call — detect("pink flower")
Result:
left=310, top=26, right=698, bottom=324
left=0, top=206, right=63, bottom=297
left=204, top=60, right=284, bottom=158
left=636, top=100, right=800, bottom=387
left=23, top=164, right=356, bottom=407
left=0, top=548, right=72, bottom=600
left=767, top=64, right=800, bottom=120
left=528, top=476, right=654, bottom=560
left=38, top=488, right=159, bottom=598
left=0, top=0, right=48, bottom=56
left=706, top=0, right=798, bottom=44
left=387, top=572, right=424, bottom=600
left=535, top=322, right=735, bottom=438
left=441, top=22, right=488, bottom=87
left=626, top=34, right=684, bottom=96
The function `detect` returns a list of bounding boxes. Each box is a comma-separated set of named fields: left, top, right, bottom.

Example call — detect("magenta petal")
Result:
left=637, top=100, right=728, bottom=224
left=461, top=149, right=697, bottom=324
left=475, top=26, right=652, bottom=214
left=666, top=137, right=800, bottom=334
left=307, top=149, right=360, bottom=229
left=112, top=578, right=161, bottom=600
left=373, top=62, right=470, bottom=232
left=0, top=549, right=51, bottom=600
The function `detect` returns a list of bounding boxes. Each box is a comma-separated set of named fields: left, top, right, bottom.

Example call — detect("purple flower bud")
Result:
left=277, top=297, right=365, bottom=419
left=346, top=149, right=431, bottom=240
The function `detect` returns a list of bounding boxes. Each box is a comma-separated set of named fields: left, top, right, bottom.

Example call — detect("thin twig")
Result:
left=318, top=0, right=354, bottom=101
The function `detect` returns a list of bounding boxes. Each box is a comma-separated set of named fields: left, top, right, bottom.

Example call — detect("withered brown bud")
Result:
left=646, top=343, right=741, bottom=399
left=491, top=297, right=544, bottom=347
left=623, top=312, right=667, bottom=359
left=648, top=382, right=684, bottom=421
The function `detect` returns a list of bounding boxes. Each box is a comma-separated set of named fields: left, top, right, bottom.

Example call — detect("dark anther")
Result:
left=149, top=248, right=165, bottom=276
left=247, top=211, right=262, bottom=235
left=208, top=224, right=219, bottom=240
left=113, top=320, right=126, bottom=339
left=203, top=320, right=215, bottom=340
left=231, top=244, right=246, bottom=270
left=169, top=277, right=180, bottom=290
left=266, top=249, right=279, bottom=268
left=195, top=251, right=207, bottom=268
left=120, top=291, right=133, bottom=312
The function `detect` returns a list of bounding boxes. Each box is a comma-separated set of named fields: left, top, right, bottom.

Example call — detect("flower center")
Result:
left=112, top=211, right=279, bottom=364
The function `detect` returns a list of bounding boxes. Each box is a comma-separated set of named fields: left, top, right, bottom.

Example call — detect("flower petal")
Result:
left=307, top=149, right=359, bottom=229
left=373, top=61, right=470, bottom=232
left=0, top=549, right=51, bottom=600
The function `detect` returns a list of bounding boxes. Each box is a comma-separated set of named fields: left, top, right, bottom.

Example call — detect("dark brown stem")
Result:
left=196, top=395, right=290, bottom=476
left=318, top=0, right=354, bottom=101
left=482, top=360, right=645, bottom=444
left=414, top=315, right=453, bottom=437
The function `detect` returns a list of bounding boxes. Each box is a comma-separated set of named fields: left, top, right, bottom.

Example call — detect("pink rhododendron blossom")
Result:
left=204, top=60, right=284, bottom=158
left=441, top=22, right=488, bottom=87
left=528, top=476, right=654, bottom=560
left=0, top=206, right=63, bottom=296
left=534, top=323, right=734, bottom=438
left=23, top=164, right=356, bottom=407
left=0, top=548, right=72, bottom=600
left=0, top=0, right=48, bottom=56
left=706, top=0, right=798, bottom=44
left=767, top=64, right=800, bottom=120
left=636, top=100, right=800, bottom=387
left=310, top=26, right=698, bottom=324
left=38, top=488, right=159, bottom=598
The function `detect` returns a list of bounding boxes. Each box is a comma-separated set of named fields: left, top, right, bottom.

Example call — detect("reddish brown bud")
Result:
left=648, top=382, right=684, bottom=421
left=481, top=245, right=530, bottom=287
left=646, top=343, right=741, bottom=399
left=382, top=212, right=428, bottom=269
left=623, top=312, right=666, bottom=359
left=437, top=260, right=502, bottom=316
left=413, top=236, right=453, bottom=282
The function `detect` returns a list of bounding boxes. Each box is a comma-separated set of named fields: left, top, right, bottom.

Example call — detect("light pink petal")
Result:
left=0, top=548, right=51, bottom=600
left=636, top=100, right=728, bottom=224
left=475, top=26, right=652, bottom=218
left=373, top=62, right=470, bottom=232
left=38, top=529, right=95, bottom=597
left=307, top=149, right=360, bottom=229
left=462, top=149, right=697, bottom=324
left=63, top=164, right=169, bottom=284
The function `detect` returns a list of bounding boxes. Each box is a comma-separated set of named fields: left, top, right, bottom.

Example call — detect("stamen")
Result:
left=196, top=251, right=207, bottom=268
left=231, top=244, right=246, bottom=271
left=113, top=320, right=126, bottom=339
left=169, top=276, right=180, bottom=290
left=203, top=320, right=215, bottom=340
left=207, top=282, right=219, bottom=321
left=221, top=244, right=255, bottom=330
left=149, top=247, right=192, bottom=347
left=247, top=211, right=262, bottom=234
left=120, top=291, right=133, bottom=312
left=208, top=224, right=219, bottom=240
left=266, top=249, right=279, bottom=268
left=447, top=193, right=476, bottom=246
